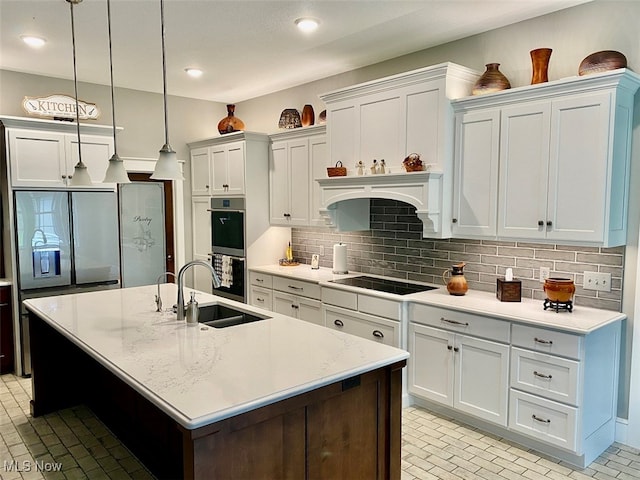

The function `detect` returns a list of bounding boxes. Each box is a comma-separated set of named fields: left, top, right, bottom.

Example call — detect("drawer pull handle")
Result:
left=291, top=304, right=299, bottom=309
left=441, top=317, right=469, bottom=327
left=256, top=278, right=264, bottom=283
left=534, top=337, right=553, bottom=345
left=334, top=319, right=344, bottom=327
left=532, top=414, right=551, bottom=424
left=533, top=371, right=552, bottom=380
left=288, top=285, right=303, bottom=291
left=256, top=297, right=264, bottom=302
left=372, top=330, right=384, bottom=339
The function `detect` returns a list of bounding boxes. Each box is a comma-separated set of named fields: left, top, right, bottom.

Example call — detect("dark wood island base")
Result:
left=29, top=312, right=406, bottom=479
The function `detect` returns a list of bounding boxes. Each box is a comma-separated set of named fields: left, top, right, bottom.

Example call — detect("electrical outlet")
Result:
left=584, top=271, right=612, bottom=292
left=319, top=245, right=324, bottom=256
left=539, top=267, right=550, bottom=283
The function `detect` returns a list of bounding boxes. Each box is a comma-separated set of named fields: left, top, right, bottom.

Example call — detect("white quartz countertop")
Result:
left=24, top=285, right=408, bottom=430
left=251, top=264, right=625, bottom=334
left=407, top=288, right=625, bottom=334
left=0, top=279, right=12, bottom=287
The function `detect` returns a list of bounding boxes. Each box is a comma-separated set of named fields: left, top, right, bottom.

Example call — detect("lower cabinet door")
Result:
left=273, top=291, right=298, bottom=318
left=298, top=297, right=323, bottom=326
left=509, top=389, right=578, bottom=452
left=454, top=334, right=509, bottom=426
left=408, top=323, right=454, bottom=407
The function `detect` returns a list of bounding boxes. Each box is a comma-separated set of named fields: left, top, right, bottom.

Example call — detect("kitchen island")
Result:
left=24, top=284, right=408, bottom=480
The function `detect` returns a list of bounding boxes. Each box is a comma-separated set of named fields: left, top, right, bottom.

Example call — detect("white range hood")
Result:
left=317, top=171, right=443, bottom=235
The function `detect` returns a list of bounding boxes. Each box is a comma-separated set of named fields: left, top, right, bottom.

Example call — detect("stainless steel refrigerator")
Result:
left=14, top=190, right=121, bottom=374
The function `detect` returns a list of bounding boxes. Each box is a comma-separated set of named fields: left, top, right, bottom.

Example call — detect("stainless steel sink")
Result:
left=198, top=303, right=270, bottom=328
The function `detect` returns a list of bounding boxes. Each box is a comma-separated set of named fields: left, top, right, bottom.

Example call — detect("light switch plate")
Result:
left=311, top=254, right=320, bottom=269
left=584, top=271, right=611, bottom=292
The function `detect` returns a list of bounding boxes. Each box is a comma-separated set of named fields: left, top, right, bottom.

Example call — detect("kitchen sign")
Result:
left=22, top=94, right=100, bottom=120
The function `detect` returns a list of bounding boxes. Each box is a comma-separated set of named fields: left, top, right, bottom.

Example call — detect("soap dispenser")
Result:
left=186, top=291, right=199, bottom=325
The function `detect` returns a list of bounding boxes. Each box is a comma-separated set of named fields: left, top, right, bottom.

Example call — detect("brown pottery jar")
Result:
left=443, top=262, right=468, bottom=296
left=543, top=278, right=575, bottom=302
left=217, top=104, right=245, bottom=134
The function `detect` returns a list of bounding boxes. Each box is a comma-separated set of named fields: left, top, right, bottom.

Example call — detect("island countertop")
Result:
left=24, top=284, right=408, bottom=430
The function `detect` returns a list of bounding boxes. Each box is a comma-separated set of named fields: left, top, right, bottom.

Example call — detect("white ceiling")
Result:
left=0, top=0, right=591, bottom=103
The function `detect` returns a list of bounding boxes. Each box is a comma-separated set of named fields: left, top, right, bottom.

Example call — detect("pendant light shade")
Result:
left=151, top=0, right=183, bottom=181
left=102, top=0, right=130, bottom=184
left=67, top=0, right=93, bottom=187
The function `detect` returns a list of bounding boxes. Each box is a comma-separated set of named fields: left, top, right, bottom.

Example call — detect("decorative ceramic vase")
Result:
left=318, top=110, right=327, bottom=124
left=301, top=104, right=315, bottom=127
left=472, top=63, right=511, bottom=96
left=217, top=104, right=245, bottom=134
left=530, top=48, right=552, bottom=84
left=278, top=109, right=302, bottom=129
left=579, top=50, right=627, bottom=76
left=442, top=262, right=468, bottom=296
left=543, top=278, right=575, bottom=302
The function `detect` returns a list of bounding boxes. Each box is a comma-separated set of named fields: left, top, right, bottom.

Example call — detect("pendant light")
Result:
left=102, top=0, right=130, bottom=184
left=67, top=0, right=92, bottom=187
left=150, top=0, right=183, bottom=181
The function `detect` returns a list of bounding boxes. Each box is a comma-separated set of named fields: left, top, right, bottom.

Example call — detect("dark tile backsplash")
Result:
left=292, top=199, right=624, bottom=311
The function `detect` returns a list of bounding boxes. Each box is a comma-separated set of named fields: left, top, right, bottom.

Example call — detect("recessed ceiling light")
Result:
left=295, top=18, right=319, bottom=33
left=21, top=35, right=46, bottom=48
left=185, top=68, right=203, bottom=78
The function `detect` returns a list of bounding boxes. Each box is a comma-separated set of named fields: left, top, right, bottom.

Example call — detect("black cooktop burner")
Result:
left=329, top=276, right=438, bottom=295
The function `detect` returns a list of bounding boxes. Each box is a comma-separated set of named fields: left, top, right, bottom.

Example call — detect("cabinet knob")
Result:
left=205, top=185, right=209, bottom=189
left=452, top=218, right=458, bottom=223
left=447, top=345, right=453, bottom=351
left=538, top=220, right=544, bottom=226
left=372, top=330, right=384, bottom=339
left=283, top=213, right=291, bottom=218
left=546, top=221, right=552, bottom=227
left=453, top=347, right=459, bottom=352
left=61, top=175, right=67, bottom=179
left=333, top=319, right=344, bottom=327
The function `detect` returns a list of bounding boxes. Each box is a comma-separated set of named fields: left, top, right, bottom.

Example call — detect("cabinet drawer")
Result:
left=249, top=271, right=272, bottom=289
left=511, top=347, right=580, bottom=406
left=358, top=294, right=400, bottom=320
left=512, top=324, right=582, bottom=360
left=249, top=286, right=273, bottom=311
left=409, top=304, right=510, bottom=343
left=321, top=287, right=357, bottom=310
left=273, top=276, right=320, bottom=300
left=509, top=389, right=577, bottom=452
left=324, top=305, right=399, bottom=347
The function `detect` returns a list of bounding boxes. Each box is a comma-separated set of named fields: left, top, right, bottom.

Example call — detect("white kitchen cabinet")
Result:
left=189, top=132, right=270, bottom=199
left=211, top=141, right=244, bottom=196
left=452, top=108, right=500, bottom=237
left=191, top=197, right=212, bottom=293
left=452, top=69, right=640, bottom=246
left=322, top=287, right=401, bottom=347
left=269, top=125, right=328, bottom=227
left=190, top=146, right=211, bottom=196
left=273, top=291, right=322, bottom=326
left=408, top=321, right=509, bottom=427
left=249, top=285, right=273, bottom=311
left=7, top=127, right=115, bottom=189
left=508, top=322, right=620, bottom=466
left=325, top=304, right=400, bottom=347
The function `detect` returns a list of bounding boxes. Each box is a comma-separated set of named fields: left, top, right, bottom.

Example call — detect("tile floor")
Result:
left=1, top=373, right=639, bottom=480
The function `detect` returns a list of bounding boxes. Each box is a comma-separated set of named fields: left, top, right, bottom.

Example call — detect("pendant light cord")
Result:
left=160, top=0, right=170, bottom=147
left=106, top=0, right=118, bottom=155
left=69, top=0, right=84, bottom=166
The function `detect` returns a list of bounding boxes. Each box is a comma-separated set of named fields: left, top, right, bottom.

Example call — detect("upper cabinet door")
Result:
left=66, top=134, right=115, bottom=187
left=269, top=140, right=290, bottom=225
left=546, top=92, right=610, bottom=243
left=190, top=147, right=211, bottom=196
left=497, top=101, right=551, bottom=239
left=288, top=139, right=310, bottom=225
left=9, top=129, right=67, bottom=187
left=452, top=108, right=500, bottom=237
left=225, top=142, right=245, bottom=195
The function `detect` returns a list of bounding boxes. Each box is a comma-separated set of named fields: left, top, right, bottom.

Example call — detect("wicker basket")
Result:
left=327, top=161, right=347, bottom=177
left=403, top=163, right=424, bottom=172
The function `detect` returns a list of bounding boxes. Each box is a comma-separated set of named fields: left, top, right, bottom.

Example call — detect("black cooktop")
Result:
left=329, top=276, right=438, bottom=295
